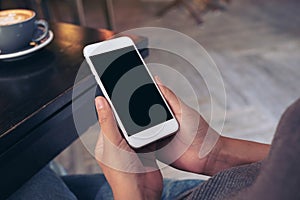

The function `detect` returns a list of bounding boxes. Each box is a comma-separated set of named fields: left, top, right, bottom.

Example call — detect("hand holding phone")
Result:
left=84, top=37, right=178, bottom=148
left=94, top=95, right=163, bottom=199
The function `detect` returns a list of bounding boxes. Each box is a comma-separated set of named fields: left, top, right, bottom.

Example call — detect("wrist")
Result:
left=112, top=184, right=161, bottom=200
left=109, top=173, right=162, bottom=200
left=201, top=135, right=225, bottom=176
left=203, top=136, right=270, bottom=176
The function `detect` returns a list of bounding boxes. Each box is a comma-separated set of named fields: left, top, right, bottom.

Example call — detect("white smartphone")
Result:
left=83, top=36, right=179, bottom=148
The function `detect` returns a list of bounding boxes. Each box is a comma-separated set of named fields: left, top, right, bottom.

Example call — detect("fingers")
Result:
left=95, top=97, right=159, bottom=173
left=155, top=76, right=182, bottom=115
left=95, top=96, right=122, bottom=145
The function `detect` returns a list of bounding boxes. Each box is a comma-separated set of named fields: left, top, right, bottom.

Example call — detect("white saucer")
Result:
left=0, top=30, right=54, bottom=60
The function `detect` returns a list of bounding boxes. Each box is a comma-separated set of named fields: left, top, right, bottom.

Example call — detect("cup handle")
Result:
left=32, top=20, right=49, bottom=42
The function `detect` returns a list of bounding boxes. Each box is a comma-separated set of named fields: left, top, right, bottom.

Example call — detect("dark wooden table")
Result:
left=0, top=22, right=147, bottom=199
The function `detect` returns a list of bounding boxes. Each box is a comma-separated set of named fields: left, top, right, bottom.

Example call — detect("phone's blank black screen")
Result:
left=90, top=46, right=172, bottom=136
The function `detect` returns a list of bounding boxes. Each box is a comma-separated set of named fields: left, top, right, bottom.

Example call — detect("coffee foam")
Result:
left=0, top=10, right=34, bottom=26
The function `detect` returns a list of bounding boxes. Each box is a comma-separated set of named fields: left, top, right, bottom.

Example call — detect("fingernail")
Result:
left=96, top=97, right=104, bottom=110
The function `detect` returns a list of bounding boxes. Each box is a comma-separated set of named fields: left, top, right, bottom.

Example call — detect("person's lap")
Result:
left=8, top=166, right=77, bottom=200
left=8, top=166, right=204, bottom=200
left=96, top=178, right=204, bottom=200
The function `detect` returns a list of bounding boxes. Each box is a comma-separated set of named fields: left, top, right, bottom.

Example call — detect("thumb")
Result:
left=95, top=96, right=122, bottom=144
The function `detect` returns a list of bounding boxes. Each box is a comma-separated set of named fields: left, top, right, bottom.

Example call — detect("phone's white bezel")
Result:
left=84, top=36, right=178, bottom=148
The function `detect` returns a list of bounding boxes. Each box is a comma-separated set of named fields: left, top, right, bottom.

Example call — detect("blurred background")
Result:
left=1, top=0, right=299, bottom=179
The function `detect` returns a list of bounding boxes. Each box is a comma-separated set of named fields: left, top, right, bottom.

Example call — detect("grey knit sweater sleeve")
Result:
left=178, top=98, right=300, bottom=200
left=177, top=162, right=262, bottom=200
